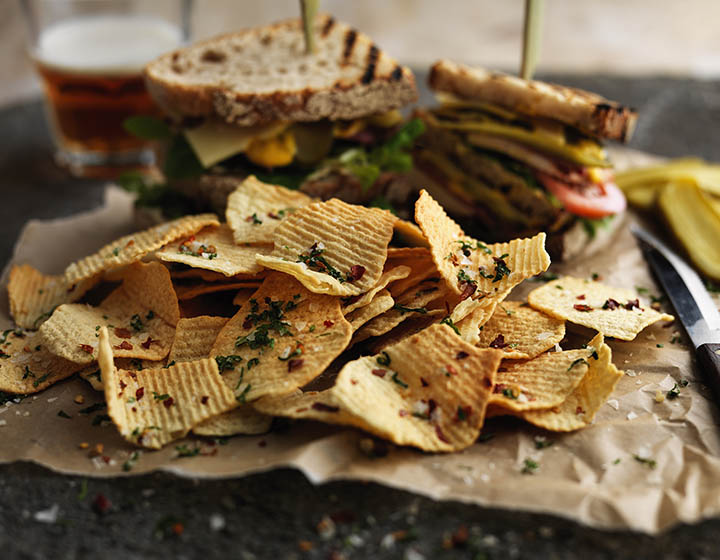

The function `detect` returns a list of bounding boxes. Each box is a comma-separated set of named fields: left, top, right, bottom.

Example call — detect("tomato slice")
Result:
left=537, top=172, right=626, bottom=219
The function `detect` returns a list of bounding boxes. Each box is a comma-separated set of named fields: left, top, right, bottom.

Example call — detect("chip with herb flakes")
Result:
left=157, top=224, right=272, bottom=277
left=527, top=276, right=674, bottom=341
left=98, top=327, right=237, bottom=449
left=64, top=213, right=219, bottom=285
left=225, top=175, right=315, bottom=245
left=454, top=298, right=504, bottom=345
left=384, top=247, right=438, bottom=298
left=476, top=301, right=565, bottom=359
left=174, top=281, right=263, bottom=302
left=38, top=262, right=178, bottom=364
left=331, top=323, right=503, bottom=452
left=192, top=406, right=272, bottom=437
left=521, top=333, right=624, bottom=431
left=168, top=316, right=229, bottom=363
left=0, top=330, right=84, bottom=394
left=415, top=190, right=551, bottom=300
left=210, top=272, right=352, bottom=402
left=256, top=198, right=397, bottom=296
left=345, top=289, right=395, bottom=332
left=8, top=264, right=99, bottom=330
left=342, top=265, right=410, bottom=314
left=253, top=389, right=357, bottom=425
left=486, top=348, right=592, bottom=414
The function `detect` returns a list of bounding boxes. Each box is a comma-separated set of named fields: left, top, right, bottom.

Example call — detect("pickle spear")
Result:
left=658, top=181, right=720, bottom=280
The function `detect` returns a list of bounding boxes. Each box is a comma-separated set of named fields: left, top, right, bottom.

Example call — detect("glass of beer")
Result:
left=20, top=0, right=192, bottom=177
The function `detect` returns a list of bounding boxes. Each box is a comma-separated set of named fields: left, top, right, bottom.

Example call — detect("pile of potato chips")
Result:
left=3, top=177, right=673, bottom=453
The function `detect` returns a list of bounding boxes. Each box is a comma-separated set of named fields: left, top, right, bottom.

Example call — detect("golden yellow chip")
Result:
left=38, top=262, right=178, bottom=364
left=156, top=224, right=272, bottom=276
left=98, top=327, right=237, bottom=449
left=392, top=219, right=429, bottom=248
left=211, top=272, right=352, bottom=402
left=345, top=290, right=395, bottom=331
left=521, top=334, right=624, bottom=431
left=253, top=389, right=356, bottom=425
left=415, top=190, right=551, bottom=299
left=342, top=265, right=410, bottom=314
left=65, top=213, right=219, bottom=285
left=78, top=364, right=104, bottom=391
left=454, top=299, right=502, bottom=345
left=384, top=248, right=438, bottom=298
left=78, top=358, right=162, bottom=391
left=192, top=406, right=272, bottom=436
left=8, top=264, right=99, bottom=330
left=476, top=301, right=566, bottom=359
left=168, top=316, right=229, bottom=363
left=0, top=329, right=84, bottom=394
left=527, top=276, right=674, bottom=340
left=331, top=323, right=503, bottom=452
left=488, top=348, right=593, bottom=413
left=351, top=282, right=447, bottom=344
left=226, top=175, right=315, bottom=245
left=174, top=281, right=262, bottom=301
left=256, top=198, right=397, bottom=296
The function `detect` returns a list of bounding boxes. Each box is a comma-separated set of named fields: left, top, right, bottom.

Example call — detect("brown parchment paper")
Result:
left=2, top=150, right=720, bottom=534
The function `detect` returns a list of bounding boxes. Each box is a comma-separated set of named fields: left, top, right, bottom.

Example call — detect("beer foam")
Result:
left=36, top=15, right=182, bottom=75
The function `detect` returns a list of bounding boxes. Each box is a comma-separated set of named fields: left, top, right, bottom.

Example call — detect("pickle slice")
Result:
left=658, top=181, right=720, bottom=280
left=616, top=159, right=720, bottom=197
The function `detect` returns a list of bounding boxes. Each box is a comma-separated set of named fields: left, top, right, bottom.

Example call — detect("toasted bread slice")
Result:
left=429, top=60, right=637, bottom=142
left=145, top=13, right=417, bottom=126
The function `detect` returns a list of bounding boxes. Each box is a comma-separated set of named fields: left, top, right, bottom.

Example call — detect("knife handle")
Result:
left=698, top=343, right=720, bottom=401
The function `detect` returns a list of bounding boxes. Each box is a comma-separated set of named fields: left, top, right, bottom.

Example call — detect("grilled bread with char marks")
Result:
left=145, top=13, right=417, bottom=126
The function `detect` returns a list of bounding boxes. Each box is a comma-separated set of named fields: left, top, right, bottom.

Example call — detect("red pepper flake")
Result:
left=455, top=351, right=469, bottom=360
left=119, top=380, right=127, bottom=391
left=573, top=304, right=594, bottom=312
left=288, top=358, right=304, bottom=372
left=114, top=341, right=133, bottom=350
left=347, top=265, right=366, bottom=282
left=311, top=402, right=340, bottom=413
left=66, top=283, right=77, bottom=293
left=114, top=327, right=132, bottom=338
left=163, top=397, right=175, bottom=408
left=398, top=409, right=408, bottom=417
left=459, top=282, right=476, bottom=300
left=125, top=239, right=135, bottom=248
left=132, top=407, right=137, bottom=412
left=435, top=424, right=450, bottom=443
left=23, top=345, right=31, bottom=353
left=420, top=377, right=429, bottom=387
left=483, top=376, right=493, bottom=388
left=323, top=319, right=335, bottom=328
left=136, top=387, right=144, bottom=400
left=101, top=456, right=111, bottom=464
left=576, top=294, right=586, bottom=300
left=451, top=525, right=469, bottom=547
left=445, top=364, right=458, bottom=376
left=258, top=440, right=267, bottom=448
left=79, top=344, right=94, bottom=354
left=200, top=396, right=209, bottom=405
left=493, top=383, right=508, bottom=394
left=576, top=406, right=586, bottom=415
left=172, top=522, right=184, bottom=536
left=350, top=379, right=358, bottom=385
left=624, top=298, right=641, bottom=311
left=489, top=334, right=508, bottom=349
left=141, top=336, right=157, bottom=350
left=92, top=493, right=111, bottom=514
left=128, top=371, right=137, bottom=380
left=371, top=369, right=386, bottom=377
left=603, top=298, right=621, bottom=310
left=428, top=399, right=437, bottom=415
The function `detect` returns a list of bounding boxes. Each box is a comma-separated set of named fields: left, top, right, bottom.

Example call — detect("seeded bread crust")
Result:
left=429, top=60, right=637, bottom=142
left=145, top=14, right=417, bottom=126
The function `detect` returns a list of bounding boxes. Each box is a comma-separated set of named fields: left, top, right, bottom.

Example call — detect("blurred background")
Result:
left=3, top=0, right=720, bottom=106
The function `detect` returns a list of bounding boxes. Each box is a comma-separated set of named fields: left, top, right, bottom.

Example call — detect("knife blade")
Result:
left=631, top=224, right=720, bottom=400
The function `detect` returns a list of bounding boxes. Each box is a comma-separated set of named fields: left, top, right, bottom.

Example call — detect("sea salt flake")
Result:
left=33, top=504, right=59, bottom=524
left=606, top=399, right=619, bottom=410
left=627, top=411, right=638, bottom=420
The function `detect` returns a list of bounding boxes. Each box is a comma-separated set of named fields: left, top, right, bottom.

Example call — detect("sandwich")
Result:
left=412, top=60, right=638, bottom=260
left=124, top=14, right=422, bottom=219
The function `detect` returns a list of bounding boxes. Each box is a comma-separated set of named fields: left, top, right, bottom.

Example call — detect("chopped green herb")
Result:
left=57, top=410, right=72, bottom=419
left=152, top=392, right=170, bottom=401
left=308, top=325, right=316, bottom=332
left=376, top=351, right=391, bottom=367
left=297, top=244, right=345, bottom=283
left=215, top=355, right=244, bottom=372
left=92, top=414, right=112, bottom=426
left=130, top=314, right=144, bottom=332
left=122, top=451, right=140, bottom=472
left=247, top=358, right=260, bottom=370
left=534, top=438, right=554, bottom=450
left=633, top=455, right=657, bottom=469
left=146, top=310, right=155, bottom=320
left=79, top=402, right=106, bottom=415
left=531, top=272, right=559, bottom=283
left=175, top=444, right=201, bottom=458
left=127, top=396, right=136, bottom=404
left=249, top=212, right=262, bottom=225
left=440, top=316, right=460, bottom=335
left=77, top=479, right=88, bottom=501
left=521, top=458, right=539, bottom=474
left=163, top=361, right=176, bottom=369
left=236, top=383, right=252, bottom=404
left=499, top=304, right=514, bottom=316
left=613, top=458, right=621, bottom=465
left=392, top=304, right=428, bottom=315
left=567, top=358, right=588, bottom=372
left=502, top=388, right=517, bottom=399
left=391, top=372, right=408, bottom=389
left=591, top=273, right=600, bottom=281
left=112, top=247, right=120, bottom=257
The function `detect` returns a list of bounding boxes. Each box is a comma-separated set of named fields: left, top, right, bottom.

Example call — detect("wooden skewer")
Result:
left=300, top=0, right=319, bottom=54
left=520, top=0, right=544, bottom=80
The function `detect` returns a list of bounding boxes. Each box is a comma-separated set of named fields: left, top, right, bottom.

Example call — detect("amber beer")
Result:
left=33, top=15, right=183, bottom=174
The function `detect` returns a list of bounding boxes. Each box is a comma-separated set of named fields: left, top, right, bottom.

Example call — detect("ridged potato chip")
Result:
left=342, top=265, right=410, bottom=314
left=488, top=348, right=593, bottom=413
left=38, top=262, right=178, bottom=364
left=168, top=316, right=229, bottom=363
left=331, top=323, right=503, bottom=452
left=226, top=175, right=315, bottom=245
left=455, top=299, right=502, bottom=345
left=476, top=301, right=566, bottom=359
left=0, top=329, right=84, bottom=394
left=211, top=272, right=352, bottom=402
left=65, top=213, right=219, bottom=285
left=384, top=247, right=438, bottom=298
left=192, top=407, right=272, bottom=436
left=345, top=289, right=395, bottom=331
left=8, top=264, right=98, bottom=330
left=253, top=389, right=356, bottom=425
left=527, top=276, right=674, bottom=340
left=156, top=224, right=272, bottom=277
left=98, top=327, right=237, bottom=449
left=78, top=358, right=163, bottom=391
left=256, top=198, right=397, bottom=296
left=174, top=281, right=262, bottom=301
left=415, top=190, right=550, bottom=300
left=392, top=219, right=429, bottom=248
left=521, top=334, right=623, bottom=431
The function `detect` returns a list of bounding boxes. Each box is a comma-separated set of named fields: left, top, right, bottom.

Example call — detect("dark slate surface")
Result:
left=2, top=75, right=720, bottom=559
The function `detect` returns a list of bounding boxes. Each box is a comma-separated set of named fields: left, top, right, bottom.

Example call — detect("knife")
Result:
left=631, top=224, right=720, bottom=401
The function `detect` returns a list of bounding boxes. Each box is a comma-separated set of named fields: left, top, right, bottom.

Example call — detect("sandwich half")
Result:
left=413, top=60, right=638, bottom=260
left=131, top=13, right=421, bottom=218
